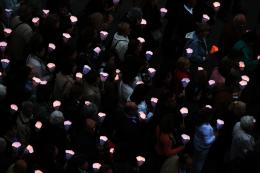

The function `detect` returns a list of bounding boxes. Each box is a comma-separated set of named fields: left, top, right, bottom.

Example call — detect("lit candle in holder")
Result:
left=216, top=119, right=224, bottom=129
left=63, top=33, right=71, bottom=43
left=53, top=100, right=61, bottom=109
left=94, top=47, right=102, bottom=56
left=35, top=121, right=43, bottom=131
left=32, top=77, right=41, bottom=86
left=42, top=9, right=50, bottom=17
left=85, top=101, right=92, bottom=106
left=151, top=97, right=158, bottom=108
left=137, top=37, right=145, bottom=44
left=109, top=147, right=115, bottom=154
left=239, top=80, right=247, bottom=90
left=93, top=163, right=102, bottom=173
left=208, top=80, right=216, bottom=87
left=198, top=67, right=204, bottom=71
left=136, top=156, right=146, bottom=166
left=148, top=68, right=156, bottom=78
left=145, top=51, right=153, bottom=61
left=205, top=105, right=212, bottom=109
left=12, top=141, right=21, bottom=151
left=32, top=17, right=40, bottom=26
left=25, top=145, right=34, bottom=154
left=181, top=134, right=191, bottom=144
left=186, top=48, right=193, bottom=55
left=136, top=81, right=144, bottom=85
left=100, top=136, right=108, bottom=145
left=181, top=78, right=190, bottom=88
left=83, top=65, right=91, bottom=75
left=160, top=8, right=168, bottom=17
left=1, top=58, right=10, bottom=69
left=70, top=16, right=78, bottom=24
left=10, top=104, right=18, bottom=113
left=47, top=63, right=56, bottom=72
left=100, top=72, right=109, bottom=82
left=0, top=41, right=8, bottom=52
left=64, top=120, right=72, bottom=131
left=141, top=19, right=147, bottom=25
left=241, top=75, right=250, bottom=82
left=239, top=61, right=245, bottom=71
left=3, top=28, right=12, bottom=37
left=100, top=31, right=109, bottom=41
left=139, top=112, right=147, bottom=120
left=76, top=72, right=83, bottom=81
left=48, top=43, right=56, bottom=52
left=5, top=9, right=13, bottom=18
left=180, top=107, right=188, bottom=117
left=40, top=80, right=48, bottom=85
left=202, top=14, right=210, bottom=23
left=65, top=150, right=75, bottom=160
left=213, top=1, right=221, bottom=12
left=257, top=55, right=260, bottom=60
left=98, top=112, right=106, bottom=122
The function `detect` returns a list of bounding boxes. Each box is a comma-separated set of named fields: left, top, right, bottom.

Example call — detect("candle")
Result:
left=32, top=77, right=41, bottom=86
left=213, top=1, right=221, bottom=12
left=12, top=142, right=21, bottom=151
left=136, top=81, right=144, bottom=85
left=48, top=43, right=56, bottom=52
left=136, top=156, right=146, bottom=166
left=202, top=14, right=210, bottom=23
left=98, top=112, right=106, bottom=122
left=65, top=150, right=75, bottom=160
left=100, top=136, right=108, bottom=145
left=35, top=170, right=43, bottom=173
left=137, top=37, right=145, bottom=44
left=83, top=65, right=91, bottom=75
left=113, top=0, right=120, bottom=5
left=141, top=19, right=147, bottom=25
left=85, top=101, right=92, bottom=106
left=53, top=100, right=61, bottom=109
left=241, top=75, right=250, bottom=82
left=32, top=17, right=40, bottom=26
left=94, top=47, right=102, bottom=55
left=76, top=72, right=83, bottom=81
left=35, top=121, right=43, bottom=131
left=47, top=63, right=56, bottom=72
left=3, top=28, right=12, bottom=37
left=210, top=45, right=219, bottom=54
left=205, top=105, right=212, bottom=109
left=239, top=80, right=247, bottom=89
left=100, top=72, right=109, bottom=82
left=208, top=80, right=216, bottom=87
left=93, top=163, right=102, bottom=172
left=198, top=67, right=204, bottom=71
left=145, top=51, right=153, bottom=61
left=10, top=104, right=18, bottom=112
left=151, top=97, right=158, bottom=108
left=25, top=145, right=34, bottom=154
left=1, top=58, right=10, bottom=69
left=181, top=134, right=191, bottom=144
left=64, top=120, right=72, bottom=131
left=160, top=8, right=168, bottom=17
left=186, top=48, right=193, bottom=55
left=100, top=31, right=109, bottom=41
left=42, top=9, right=50, bottom=16
left=109, top=147, right=115, bottom=154
left=257, top=55, right=260, bottom=60
left=180, top=107, right=188, bottom=117
left=5, top=9, right=12, bottom=18
left=216, top=119, right=224, bottom=129
left=0, top=41, right=7, bottom=52
left=239, top=61, right=245, bottom=71
left=70, top=16, right=78, bottom=24
left=139, top=112, right=147, bottom=120
left=40, top=80, right=48, bottom=85
left=63, top=33, right=71, bottom=42
left=181, top=78, right=190, bottom=88
left=148, top=68, right=156, bottom=78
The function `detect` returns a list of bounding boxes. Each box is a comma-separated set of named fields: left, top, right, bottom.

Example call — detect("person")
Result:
left=192, top=107, right=216, bottom=173
left=111, top=22, right=130, bottom=62
left=5, top=159, right=28, bottom=173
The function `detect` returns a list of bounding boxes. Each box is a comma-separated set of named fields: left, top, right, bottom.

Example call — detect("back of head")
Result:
left=18, top=4, right=32, bottom=22
left=240, top=115, right=256, bottom=132
left=13, top=160, right=28, bottom=173
left=50, top=110, right=64, bottom=125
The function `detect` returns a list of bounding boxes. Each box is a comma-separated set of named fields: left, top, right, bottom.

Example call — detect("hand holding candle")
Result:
left=148, top=68, right=156, bottom=78
left=70, top=16, right=78, bottom=24
left=100, top=72, right=109, bottom=82
left=137, top=37, right=145, bottom=44
left=48, top=43, right=56, bottom=52
left=239, top=80, right=247, bottom=90
left=47, top=63, right=56, bottom=72
left=25, top=145, right=34, bottom=154
left=141, top=19, right=147, bottom=26
left=32, top=17, right=40, bottom=26
left=98, top=112, right=106, bottom=122
left=151, top=97, right=158, bottom=108
left=63, top=33, right=71, bottom=43
left=10, top=104, right=18, bottom=114
left=35, top=170, right=43, bottom=173
left=241, top=75, right=250, bottom=82
left=0, top=42, right=8, bottom=52
left=213, top=1, right=221, bottom=12
left=202, top=14, right=210, bottom=23
left=35, top=121, right=43, bottom=131
left=3, top=28, right=12, bottom=37
left=76, top=72, right=83, bottom=81
left=12, top=142, right=21, bottom=151
left=239, top=61, right=245, bottom=71
left=208, top=80, right=216, bottom=87
left=1, top=59, right=10, bottom=69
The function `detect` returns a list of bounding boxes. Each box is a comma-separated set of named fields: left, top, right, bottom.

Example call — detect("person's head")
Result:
left=176, top=57, right=190, bottom=71
left=29, top=32, right=45, bottom=57
left=240, top=115, right=256, bottom=132
left=233, top=13, right=247, bottom=33
left=117, top=22, right=130, bottom=36
left=229, top=101, right=246, bottom=117
left=21, top=101, right=34, bottom=118
left=85, top=118, right=96, bottom=135
left=88, top=12, right=104, bottom=30
left=197, top=107, right=213, bottom=124
left=195, top=22, right=210, bottom=38
left=13, top=159, right=28, bottom=173
left=45, top=14, right=60, bottom=30
left=126, top=7, right=143, bottom=25
left=50, top=110, right=64, bottom=126
left=18, top=4, right=32, bottom=22
left=130, top=84, right=149, bottom=105
left=185, top=0, right=197, bottom=7
left=124, top=101, right=138, bottom=117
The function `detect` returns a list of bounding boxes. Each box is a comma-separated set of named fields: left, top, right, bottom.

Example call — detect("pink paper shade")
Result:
left=65, top=150, right=75, bottom=160
left=83, top=65, right=91, bottom=75
left=208, top=80, right=216, bottom=86
left=109, top=148, right=115, bottom=154
left=180, top=107, right=188, bottom=117
left=10, top=104, right=18, bottom=111
left=70, top=16, right=78, bottom=24
left=186, top=48, right=193, bottom=54
left=53, top=100, right=61, bottom=109
left=100, top=136, right=108, bottom=145
left=94, top=47, right=102, bottom=55
left=139, top=112, right=147, bottom=120
left=12, top=142, right=21, bottom=149
left=76, top=72, right=83, bottom=80
left=150, top=97, right=158, bottom=107
left=3, top=28, right=12, bottom=36
left=160, top=8, right=168, bottom=17
left=145, top=51, right=153, bottom=61
left=137, top=37, right=145, bottom=43
left=136, top=156, right=146, bottom=166
left=85, top=101, right=92, bottom=106
left=63, top=33, right=71, bottom=42
left=93, top=163, right=102, bottom=172
left=216, top=119, right=224, bottom=129
left=241, top=75, right=250, bottom=82
left=35, top=170, right=43, bottom=173
left=181, top=78, right=190, bottom=88
left=47, top=63, right=56, bottom=71
left=48, top=43, right=56, bottom=52
left=100, top=72, right=109, bottom=82
left=42, top=9, right=50, bottom=15
left=202, top=14, right=210, bottom=23
left=25, top=145, right=34, bottom=154
left=141, top=19, right=147, bottom=25
left=35, top=121, right=43, bottom=129
left=181, top=134, right=190, bottom=144
left=100, top=31, right=109, bottom=41
left=148, top=68, right=156, bottom=78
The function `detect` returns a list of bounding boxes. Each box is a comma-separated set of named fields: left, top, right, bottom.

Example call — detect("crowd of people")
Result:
left=0, top=0, right=260, bottom=173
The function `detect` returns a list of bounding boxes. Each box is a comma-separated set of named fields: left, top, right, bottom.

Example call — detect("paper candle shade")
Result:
left=141, top=19, right=147, bottom=25
left=181, top=134, right=191, bottom=144
left=85, top=101, right=92, bottom=106
left=48, top=43, right=56, bottom=52
left=76, top=72, right=83, bottom=81
left=151, top=97, right=158, bottom=107
left=139, top=112, right=147, bottom=120
left=136, top=156, right=146, bottom=166
left=216, top=119, right=224, bottom=129
left=205, top=105, right=212, bottom=109
left=10, top=104, right=18, bottom=112
left=181, top=78, right=190, bottom=88
left=53, top=100, right=61, bottom=109
left=180, top=107, right=188, bottom=117
left=12, top=142, right=21, bottom=151
left=40, top=80, right=47, bottom=85
left=3, top=28, right=12, bottom=37
left=100, top=72, right=109, bottom=82
left=100, top=31, right=109, bottom=41
left=1, top=58, right=10, bottom=69
left=70, top=16, right=78, bottom=24
left=202, top=14, right=210, bottom=23
left=241, top=75, right=250, bottom=82
left=93, top=163, right=102, bottom=172
left=109, top=148, right=115, bottom=154
left=32, top=17, right=40, bottom=26
left=47, top=63, right=56, bottom=72
left=198, top=67, right=204, bottom=71
left=113, top=0, right=120, bottom=5
left=137, top=37, right=145, bottom=43
left=25, top=145, right=34, bottom=154
left=239, top=61, right=245, bottom=70
left=94, top=47, right=102, bottom=55
left=65, top=150, right=75, bottom=160
left=64, top=120, right=72, bottom=131
left=257, top=55, right=260, bottom=60
left=239, top=80, right=247, bottom=89
left=213, top=2, right=221, bottom=12
left=5, top=9, right=12, bottom=18
left=208, top=80, right=216, bottom=87
left=98, top=112, right=106, bottom=122
left=0, top=42, right=7, bottom=52
left=145, top=51, right=153, bottom=61
left=35, top=170, right=43, bottom=173
left=35, top=121, right=43, bottom=130
left=148, top=68, right=156, bottom=78
left=42, top=9, right=50, bottom=15
left=186, top=48, right=193, bottom=54
left=100, top=136, right=108, bottom=145
left=63, top=33, right=71, bottom=42
left=160, top=8, right=168, bottom=17
left=83, top=65, right=91, bottom=75
left=136, top=81, right=144, bottom=85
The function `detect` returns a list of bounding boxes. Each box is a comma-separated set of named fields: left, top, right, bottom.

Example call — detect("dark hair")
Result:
left=130, top=84, right=149, bottom=105
left=29, top=32, right=45, bottom=55
left=197, top=107, right=213, bottom=125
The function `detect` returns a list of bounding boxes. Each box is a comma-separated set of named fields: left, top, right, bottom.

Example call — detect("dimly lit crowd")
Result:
left=0, top=0, right=260, bottom=173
